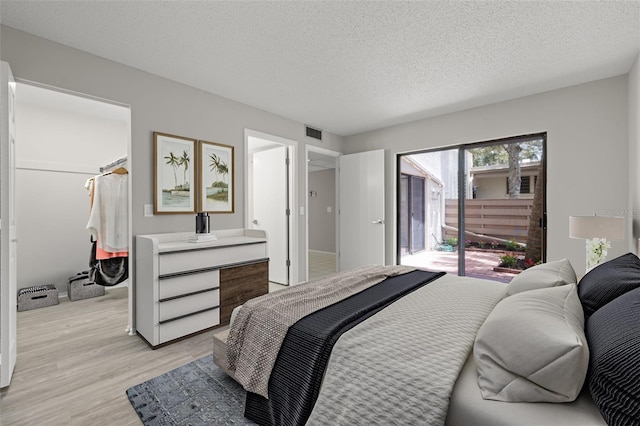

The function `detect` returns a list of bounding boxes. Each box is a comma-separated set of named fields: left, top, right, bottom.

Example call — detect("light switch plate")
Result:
left=144, top=204, right=153, bottom=217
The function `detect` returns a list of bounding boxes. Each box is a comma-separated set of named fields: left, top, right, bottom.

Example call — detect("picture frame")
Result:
left=198, top=140, right=234, bottom=213
left=153, top=132, right=196, bottom=214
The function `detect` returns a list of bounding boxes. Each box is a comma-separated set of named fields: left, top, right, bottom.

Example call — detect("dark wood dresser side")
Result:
left=219, top=260, right=269, bottom=325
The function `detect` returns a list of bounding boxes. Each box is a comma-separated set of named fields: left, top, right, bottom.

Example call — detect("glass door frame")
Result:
left=396, top=132, right=547, bottom=276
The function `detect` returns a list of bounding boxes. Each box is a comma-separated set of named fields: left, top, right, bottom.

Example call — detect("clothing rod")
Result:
left=18, top=166, right=96, bottom=176
left=100, top=156, right=128, bottom=173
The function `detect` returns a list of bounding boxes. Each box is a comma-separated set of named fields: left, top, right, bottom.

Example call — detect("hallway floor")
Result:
left=309, top=251, right=337, bottom=281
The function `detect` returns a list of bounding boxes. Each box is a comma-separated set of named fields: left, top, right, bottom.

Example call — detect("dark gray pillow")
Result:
left=578, top=252, right=640, bottom=319
left=586, top=286, right=640, bottom=425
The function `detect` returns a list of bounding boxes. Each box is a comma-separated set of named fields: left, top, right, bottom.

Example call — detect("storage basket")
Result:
left=68, top=272, right=105, bottom=301
left=17, top=284, right=59, bottom=312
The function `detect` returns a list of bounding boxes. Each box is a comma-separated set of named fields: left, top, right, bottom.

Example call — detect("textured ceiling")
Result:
left=1, top=1, right=639, bottom=136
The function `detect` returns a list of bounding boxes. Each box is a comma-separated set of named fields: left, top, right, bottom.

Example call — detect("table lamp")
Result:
left=569, top=215, right=624, bottom=272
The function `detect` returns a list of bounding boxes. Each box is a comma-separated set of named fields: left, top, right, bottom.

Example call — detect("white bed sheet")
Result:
left=446, top=353, right=606, bottom=426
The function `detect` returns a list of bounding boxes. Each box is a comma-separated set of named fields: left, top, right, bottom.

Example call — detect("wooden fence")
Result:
left=444, top=198, right=534, bottom=244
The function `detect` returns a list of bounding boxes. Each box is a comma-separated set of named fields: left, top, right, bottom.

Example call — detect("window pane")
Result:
left=466, top=138, right=544, bottom=282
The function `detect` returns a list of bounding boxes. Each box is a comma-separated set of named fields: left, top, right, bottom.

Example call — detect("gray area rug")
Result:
left=126, top=355, right=256, bottom=425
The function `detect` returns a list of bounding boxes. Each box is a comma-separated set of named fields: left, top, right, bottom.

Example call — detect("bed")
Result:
left=212, top=254, right=640, bottom=426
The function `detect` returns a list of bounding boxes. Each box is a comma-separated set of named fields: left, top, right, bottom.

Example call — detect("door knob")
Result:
left=372, top=219, right=384, bottom=224
left=252, top=219, right=259, bottom=225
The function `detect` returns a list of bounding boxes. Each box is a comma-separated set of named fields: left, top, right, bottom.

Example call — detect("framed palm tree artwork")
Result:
left=153, top=132, right=196, bottom=214
left=198, top=140, right=234, bottom=213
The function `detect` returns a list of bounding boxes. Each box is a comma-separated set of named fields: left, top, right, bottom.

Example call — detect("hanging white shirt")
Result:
left=87, top=173, right=128, bottom=252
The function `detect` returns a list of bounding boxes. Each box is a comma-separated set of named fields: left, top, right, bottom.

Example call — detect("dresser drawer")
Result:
left=159, top=243, right=267, bottom=275
left=158, top=270, right=219, bottom=300
left=159, top=288, right=220, bottom=322
left=158, top=308, right=220, bottom=344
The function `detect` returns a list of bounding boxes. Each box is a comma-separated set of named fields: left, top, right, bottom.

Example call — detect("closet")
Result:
left=14, top=83, right=130, bottom=312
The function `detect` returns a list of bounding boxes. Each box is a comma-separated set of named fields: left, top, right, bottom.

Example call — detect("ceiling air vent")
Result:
left=306, top=126, right=322, bottom=141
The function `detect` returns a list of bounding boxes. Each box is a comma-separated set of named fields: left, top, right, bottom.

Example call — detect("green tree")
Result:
left=520, top=141, right=543, bottom=162
left=470, top=139, right=543, bottom=199
left=470, top=145, right=507, bottom=167
left=470, top=140, right=542, bottom=167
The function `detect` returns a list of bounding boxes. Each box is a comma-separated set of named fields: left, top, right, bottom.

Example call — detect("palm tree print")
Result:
left=164, top=152, right=180, bottom=188
left=179, top=150, right=190, bottom=187
left=217, top=161, right=229, bottom=184
left=208, top=153, right=229, bottom=187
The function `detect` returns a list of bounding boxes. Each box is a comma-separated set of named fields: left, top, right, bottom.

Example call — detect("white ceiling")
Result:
left=1, top=1, right=639, bottom=136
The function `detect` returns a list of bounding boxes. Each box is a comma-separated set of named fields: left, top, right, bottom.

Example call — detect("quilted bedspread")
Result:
left=306, top=274, right=505, bottom=426
left=226, top=264, right=415, bottom=398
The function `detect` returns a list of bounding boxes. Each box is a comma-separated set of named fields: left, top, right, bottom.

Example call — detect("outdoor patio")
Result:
left=401, top=249, right=518, bottom=283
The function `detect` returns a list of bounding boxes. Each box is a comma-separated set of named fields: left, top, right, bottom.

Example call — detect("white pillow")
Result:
left=474, top=284, right=589, bottom=403
left=506, top=258, right=576, bottom=296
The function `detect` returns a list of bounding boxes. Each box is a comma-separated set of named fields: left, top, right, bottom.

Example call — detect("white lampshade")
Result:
left=569, top=216, right=624, bottom=240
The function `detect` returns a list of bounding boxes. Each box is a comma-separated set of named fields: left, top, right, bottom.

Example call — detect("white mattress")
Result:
left=446, top=353, right=606, bottom=426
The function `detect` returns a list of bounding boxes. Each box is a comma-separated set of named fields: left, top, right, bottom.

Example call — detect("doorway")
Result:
left=306, top=146, right=340, bottom=281
left=14, top=82, right=132, bottom=323
left=245, top=129, right=298, bottom=286
left=397, top=134, right=546, bottom=282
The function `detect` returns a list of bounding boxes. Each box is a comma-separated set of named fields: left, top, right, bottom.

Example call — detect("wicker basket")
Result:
left=17, top=284, right=59, bottom=312
left=68, top=272, right=105, bottom=301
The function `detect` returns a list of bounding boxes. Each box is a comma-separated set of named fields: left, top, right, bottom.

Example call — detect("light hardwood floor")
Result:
left=2, top=257, right=336, bottom=425
left=308, top=251, right=336, bottom=281
left=0, top=288, right=215, bottom=426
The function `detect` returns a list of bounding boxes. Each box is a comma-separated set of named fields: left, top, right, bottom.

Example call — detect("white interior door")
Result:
left=339, top=149, right=385, bottom=271
left=1, top=61, right=17, bottom=388
left=252, top=146, right=289, bottom=284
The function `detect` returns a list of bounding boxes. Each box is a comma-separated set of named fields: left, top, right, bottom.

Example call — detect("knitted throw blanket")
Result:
left=226, top=265, right=415, bottom=398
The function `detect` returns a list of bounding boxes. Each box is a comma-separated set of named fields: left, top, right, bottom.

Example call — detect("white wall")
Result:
left=344, top=76, right=630, bottom=272
left=629, top=53, right=640, bottom=251
left=15, top=96, right=127, bottom=293
left=308, top=169, right=336, bottom=253
left=3, top=25, right=635, bottom=278
left=1, top=26, right=345, bottom=283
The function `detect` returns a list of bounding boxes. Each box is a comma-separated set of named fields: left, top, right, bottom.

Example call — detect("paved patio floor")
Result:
left=401, top=249, right=518, bottom=283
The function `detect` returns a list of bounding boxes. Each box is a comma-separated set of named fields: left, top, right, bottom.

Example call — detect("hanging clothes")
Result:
left=89, top=239, right=128, bottom=286
left=87, top=170, right=129, bottom=253
left=86, top=167, right=129, bottom=286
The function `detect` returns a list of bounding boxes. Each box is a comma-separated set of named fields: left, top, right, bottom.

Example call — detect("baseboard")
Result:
left=309, top=250, right=336, bottom=255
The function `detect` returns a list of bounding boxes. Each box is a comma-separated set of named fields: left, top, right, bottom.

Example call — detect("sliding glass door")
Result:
left=398, top=147, right=460, bottom=274
left=397, top=134, right=546, bottom=282
left=400, top=174, right=425, bottom=255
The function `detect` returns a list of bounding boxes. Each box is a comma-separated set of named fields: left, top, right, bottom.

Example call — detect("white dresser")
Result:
left=135, top=229, right=268, bottom=348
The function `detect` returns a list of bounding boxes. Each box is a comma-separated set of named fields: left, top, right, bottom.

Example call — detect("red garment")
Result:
left=95, top=245, right=128, bottom=260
